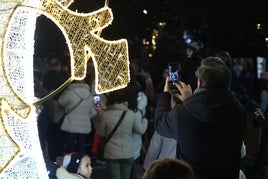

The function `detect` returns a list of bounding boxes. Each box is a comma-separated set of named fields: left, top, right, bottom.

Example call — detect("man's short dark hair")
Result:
left=195, top=57, right=231, bottom=90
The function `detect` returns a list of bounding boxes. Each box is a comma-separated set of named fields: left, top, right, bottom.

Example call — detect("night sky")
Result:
left=34, top=0, right=268, bottom=73
left=35, top=0, right=268, bottom=57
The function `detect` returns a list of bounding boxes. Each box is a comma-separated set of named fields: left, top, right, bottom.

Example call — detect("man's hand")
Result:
left=174, top=81, right=193, bottom=101
left=164, top=77, right=192, bottom=101
left=164, top=77, right=171, bottom=92
left=254, top=108, right=265, bottom=120
left=254, top=108, right=268, bottom=131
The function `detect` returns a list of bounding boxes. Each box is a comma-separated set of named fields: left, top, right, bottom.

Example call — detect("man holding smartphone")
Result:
left=154, top=57, right=246, bottom=179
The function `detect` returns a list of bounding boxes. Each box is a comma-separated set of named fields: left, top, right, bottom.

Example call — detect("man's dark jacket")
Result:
left=155, top=89, right=246, bottom=179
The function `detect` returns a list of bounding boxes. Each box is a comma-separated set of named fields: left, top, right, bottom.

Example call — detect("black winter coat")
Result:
left=155, top=89, right=247, bottom=179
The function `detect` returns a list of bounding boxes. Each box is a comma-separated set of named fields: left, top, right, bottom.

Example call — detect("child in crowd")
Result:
left=143, top=158, right=194, bottom=179
left=56, top=152, right=92, bottom=179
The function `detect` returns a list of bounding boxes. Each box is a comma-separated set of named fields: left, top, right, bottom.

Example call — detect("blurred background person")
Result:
left=181, top=41, right=203, bottom=91
left=258, top=72, right=268, bottom=113
left=34, top=69, right=59, bottom=179
left=84, top=59, right=108, bottom=155
left=58, top=79, right=97, bottom=153
left=96, top=87, right=147, bottom=179
left=130, top=58, right=155, bottom=166
left=43, top=57, right=68, bottom=93
left=239, top=57, right=255, bottom=103
left=143, top=95, right=177, bottom=171
left=130, top=58, right=154, bottom=120
left=43, top=57, right=69, bottom=162
left=216, top=51, right=249, bottom=108
left=154, top=68, right=169, bottom=105
left=254, top=108, right=268, bottom=179
left=127, top=81, right=148, bottom=179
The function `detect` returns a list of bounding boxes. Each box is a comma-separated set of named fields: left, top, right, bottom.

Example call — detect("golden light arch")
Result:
left=0, top=0, right=129, bottom=177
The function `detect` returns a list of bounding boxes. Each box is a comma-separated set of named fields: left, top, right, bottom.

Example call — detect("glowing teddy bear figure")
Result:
left=0, top=0, right=129, bottom=178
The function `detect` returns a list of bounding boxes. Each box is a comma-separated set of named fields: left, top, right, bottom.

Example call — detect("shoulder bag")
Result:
left=97, top=110, right=127, bottom=160
left=56, top=97, right=83, bottom=125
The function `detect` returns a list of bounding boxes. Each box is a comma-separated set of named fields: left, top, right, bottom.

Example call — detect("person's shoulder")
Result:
left=67, top=83, right=90, bottom=93
left=126, top=108, right=136, bottom=116
left=56, top=167, right=82, bottom=179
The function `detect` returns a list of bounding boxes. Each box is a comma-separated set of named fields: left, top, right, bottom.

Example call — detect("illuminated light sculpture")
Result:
left=0, top=0, right=129, bottom=178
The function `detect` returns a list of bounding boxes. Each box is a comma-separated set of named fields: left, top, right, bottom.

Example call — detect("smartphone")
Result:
left=168, top=63, right=180, bottom=89
left=93, top=95, right=101, bottom=107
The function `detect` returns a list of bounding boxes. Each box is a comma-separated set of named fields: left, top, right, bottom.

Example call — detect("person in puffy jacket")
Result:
left=97, top=86, right=147, bottom=179
left=127, top=82, right=148, bottom=179
left=58, top=80, right=97, bottom=153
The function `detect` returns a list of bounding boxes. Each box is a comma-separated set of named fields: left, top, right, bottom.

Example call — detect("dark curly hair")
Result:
left=126, top=81, right=141, bottom=112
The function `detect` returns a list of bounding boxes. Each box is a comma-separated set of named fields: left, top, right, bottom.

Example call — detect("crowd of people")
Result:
left=33, top=41, right=268, bottom=179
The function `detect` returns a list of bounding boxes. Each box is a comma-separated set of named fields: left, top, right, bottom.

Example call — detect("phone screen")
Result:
left=93, top=95, right=101, bottom=107
left=168, top=63, right=180, bottom=89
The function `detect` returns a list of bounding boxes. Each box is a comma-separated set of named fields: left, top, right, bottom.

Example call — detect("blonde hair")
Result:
left=143, top=158, right=194, bottom=179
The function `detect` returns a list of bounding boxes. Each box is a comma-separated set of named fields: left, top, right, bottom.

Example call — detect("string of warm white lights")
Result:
left=0, top=0, right=129, bottom=178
